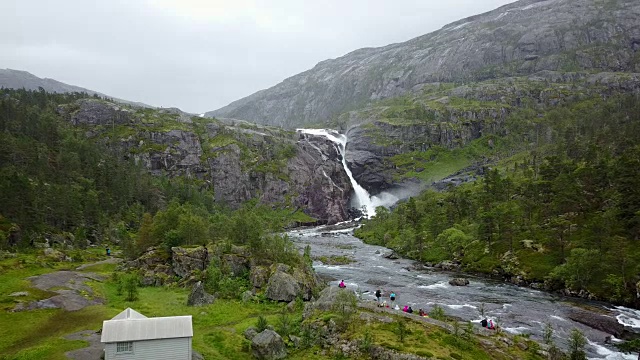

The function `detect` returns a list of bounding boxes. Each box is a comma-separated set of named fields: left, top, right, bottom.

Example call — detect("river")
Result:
left=290, top=225, right=640, bottom=360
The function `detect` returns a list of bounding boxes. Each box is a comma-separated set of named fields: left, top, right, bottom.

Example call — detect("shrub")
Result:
left=568, top=329, right=587, bottom=360
left=256, top=315, right=268, bottom=332
left=431, top=304, right=446, bottom=320
left=277, top=310, right=292, bottom=337
left=396, top=319, right=408, bottom=343
left=121, top=273, right=139, bottom=301
left=332, top=290, right=357, bottom=331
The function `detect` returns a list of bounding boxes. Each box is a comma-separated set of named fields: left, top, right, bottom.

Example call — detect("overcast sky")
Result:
left=1, top=0, right=515, bottom=113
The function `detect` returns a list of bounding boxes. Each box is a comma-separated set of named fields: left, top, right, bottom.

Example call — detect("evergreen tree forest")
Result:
left=0, top=88, right=299, bottom=258
left=355, top=94, right=640, bottom=306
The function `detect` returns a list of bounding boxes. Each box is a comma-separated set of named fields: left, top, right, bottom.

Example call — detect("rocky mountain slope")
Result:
left=0, top=68, right=151, bottom=108
left=207, top=0, right=640, bottom=127
left=58, top=99, right=354, bottom=223
left=343, top=71, right=640, bottom=193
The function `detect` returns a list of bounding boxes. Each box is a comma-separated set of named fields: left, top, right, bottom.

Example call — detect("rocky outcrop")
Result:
left=187, top=281, right=215, bottom=306
left=449, top=278, right=470, bottom=286
left=208, top=0, right=640, bottom=127
left=251, top=330, right=287, bottom=360
left=263, top=263, right=324, bottom=302
left=60, top=99, right=354, bottom=224
left=70, top=99, right=133, bottom=126
left=172, top=246, right=209, bottom=278
left=567, top=309, right=626, bottom=338
left=265, top=270, right=301, bottom=302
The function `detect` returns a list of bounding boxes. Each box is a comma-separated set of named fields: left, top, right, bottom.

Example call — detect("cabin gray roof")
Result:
left=101, top=308, right=193, bottom=343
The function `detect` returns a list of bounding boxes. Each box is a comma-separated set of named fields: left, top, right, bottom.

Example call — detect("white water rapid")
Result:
left=297, top=128, right=399, bottom=217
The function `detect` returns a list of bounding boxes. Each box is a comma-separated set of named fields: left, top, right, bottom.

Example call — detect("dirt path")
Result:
left=75, top=256, right=121, bottom=271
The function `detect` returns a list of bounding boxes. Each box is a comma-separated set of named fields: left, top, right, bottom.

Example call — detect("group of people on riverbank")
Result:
left=372, top=288, right=428, bottom=317
left=338, top=282, right=498, bottom=328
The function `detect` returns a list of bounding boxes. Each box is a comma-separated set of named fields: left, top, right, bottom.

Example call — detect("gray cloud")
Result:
left=0, top=0, right=515, bottom=113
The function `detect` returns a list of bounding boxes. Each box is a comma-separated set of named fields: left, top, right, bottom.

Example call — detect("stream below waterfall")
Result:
left=290, top=226, right=640, bottom=360
left=294, top=128, right=640, bottom=358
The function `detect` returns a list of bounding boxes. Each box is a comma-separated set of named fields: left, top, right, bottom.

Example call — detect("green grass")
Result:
left=0, top=306, right=110, bottom=360
left=1, top=250, right=545, bottom=360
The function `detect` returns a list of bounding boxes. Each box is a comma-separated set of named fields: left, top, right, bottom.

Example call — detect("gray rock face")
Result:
left=265, top=270, right=301, bottom=302
left=251, top=330, right=287, bottom=360
left=172, top=246, right=208, bottom=278
left=61, top=100, right=354, bottom=224
left=449, top=278, right=470, bottom=286
left=208, top=0, right=640, bottom=127
left=187, top=281, right=215, bottom=306
left=70, top=99, right=133, bottom=126
left=567, top=309, right=626, bottom=338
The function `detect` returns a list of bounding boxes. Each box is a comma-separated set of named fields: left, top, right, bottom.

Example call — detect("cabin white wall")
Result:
left=104, top=337, right=191, bottom=360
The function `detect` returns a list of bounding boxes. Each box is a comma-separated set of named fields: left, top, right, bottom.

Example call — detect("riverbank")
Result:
left=292, top=225, right=640, bottom=359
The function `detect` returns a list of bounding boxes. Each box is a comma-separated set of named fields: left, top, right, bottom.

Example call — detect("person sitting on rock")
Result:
left=488, top=319, right=496, bottom=330
left=481, top=318, right=488, bottom=328
left=338, top=280, right=346, bottom=288
left=418, top=308, right=428, bottom=317
left=407, top=306, right=414, bottom=314
left=402, top=305, right=409, bottom=312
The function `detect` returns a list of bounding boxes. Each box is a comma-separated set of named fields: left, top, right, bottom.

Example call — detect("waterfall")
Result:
left=297, top=128, right=398, bottom=217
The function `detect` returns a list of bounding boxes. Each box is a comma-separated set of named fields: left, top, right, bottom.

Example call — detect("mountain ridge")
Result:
left=207, top=0, right=640, bottom=128
left=0, top=68, right=155, bottom=109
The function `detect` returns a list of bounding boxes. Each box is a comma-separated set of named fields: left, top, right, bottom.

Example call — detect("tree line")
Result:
left=356, top=94, right=640, bottom=306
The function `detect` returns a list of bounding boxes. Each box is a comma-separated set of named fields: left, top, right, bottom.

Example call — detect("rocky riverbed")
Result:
left=290, top=225, right=640, bottom=360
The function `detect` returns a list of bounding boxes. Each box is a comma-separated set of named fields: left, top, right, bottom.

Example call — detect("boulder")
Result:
left=221, top=254, right=249, bottom=277
left=187, top=281, right=215, bottom=306
left=265, top=271, right=300, bottom=302
left=383, top=251, right=400, bottom=260
left=251, top=330, right=287, bottom=360
left=567, top=309, right=625, bottom=338
left=242, top=290, right=255, bottom=303
left=305, top=286, right=347, bottom=314
left=449, top=278, right=470, bottom=286
left=191, top=350, right=204, bottom=360
left=250, top=266, right=270, bottom=289
left=43, top=248, right=67, bottom=262
left=244, top=327, right=258, bottom=340
left=436, top=260, right=461, bottom=271
left=289, top=334, right=301, bottom=348
left=172, top=246, right=208, bottom=278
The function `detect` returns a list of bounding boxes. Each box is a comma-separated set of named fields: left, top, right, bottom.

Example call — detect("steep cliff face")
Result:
left=207, top=0, right=640, bottom=127
left=60, top=99, right=353, bottom=224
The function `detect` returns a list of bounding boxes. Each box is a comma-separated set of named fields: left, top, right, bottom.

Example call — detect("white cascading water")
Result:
left=297, top=129, right=398, bottom=217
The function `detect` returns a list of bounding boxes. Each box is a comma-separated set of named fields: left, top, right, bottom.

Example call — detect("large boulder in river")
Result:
left=251, top=329, right=287, bottom=360
left=567, top=309, right=625, bottom=337
left=449, top=278, right=470, bottom=286
left=265, top=270, right=300, bottom=302
left=187, top=281, right=215, bottom=306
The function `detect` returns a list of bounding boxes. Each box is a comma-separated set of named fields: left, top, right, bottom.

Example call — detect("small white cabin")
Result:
left=101, top=308, right=193, bottom=360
